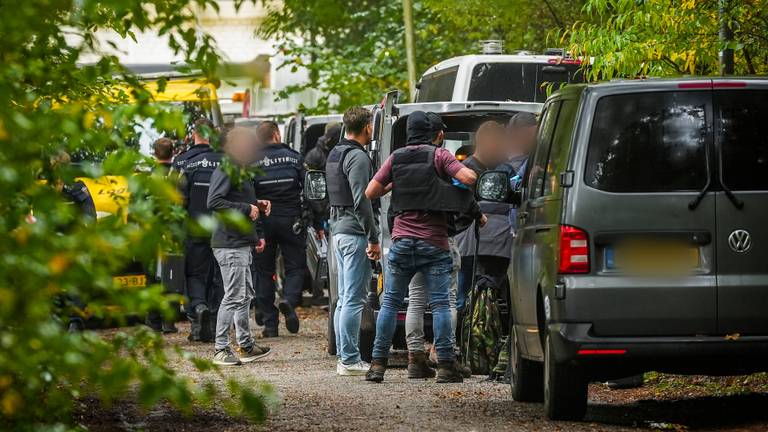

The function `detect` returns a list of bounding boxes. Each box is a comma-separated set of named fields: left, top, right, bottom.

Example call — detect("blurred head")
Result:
left=256, top=120, right=281, bottom=145
left=474, top=120, right=506, bottom=166
left=192, top=117, right=214, bottom=145
left=153, top=137, right=174, bottom=162
left=506, top=112, right=538, bottom=158
left=323, top=122, right=342, bottom=150
left=222, top=126, right=258, bottom=166
left=343, top=106, right=373, bottom=145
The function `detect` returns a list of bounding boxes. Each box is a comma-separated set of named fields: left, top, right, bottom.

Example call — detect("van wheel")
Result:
left=510, top=328, right=543, bottom=402
left=543, top=333, right=587, bottom=421
left=327, top=299, right=337, bottom=356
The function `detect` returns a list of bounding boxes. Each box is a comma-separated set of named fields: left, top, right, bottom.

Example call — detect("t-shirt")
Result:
left=373, top=145, right=466, bottom=250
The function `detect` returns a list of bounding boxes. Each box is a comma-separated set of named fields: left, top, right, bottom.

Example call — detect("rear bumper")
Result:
left=550, top=323, right=768, bottom=379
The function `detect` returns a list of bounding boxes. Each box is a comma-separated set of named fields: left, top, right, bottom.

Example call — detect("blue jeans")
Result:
left=372, top=238, right=454, bottom=362
left=333, top=233, right=372, bottom=365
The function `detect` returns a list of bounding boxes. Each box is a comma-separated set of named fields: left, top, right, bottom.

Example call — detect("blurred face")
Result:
left=226, top=128, right=258, bottom=165
left=507, top=125, right=538, bottom=158
left=475, top=122, right=506, bottom=166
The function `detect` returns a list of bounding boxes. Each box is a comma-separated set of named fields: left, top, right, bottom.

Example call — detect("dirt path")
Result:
left=81, top=308, right=768, bottom=431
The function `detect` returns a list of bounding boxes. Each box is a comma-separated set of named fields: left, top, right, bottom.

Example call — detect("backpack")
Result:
left=461, top=274, right=504, bottom=376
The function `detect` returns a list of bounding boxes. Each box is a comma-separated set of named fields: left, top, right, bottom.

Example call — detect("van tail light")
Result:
left=559, top=225, right=590, bottom=274
left=577, top=349, right=626, bottom=356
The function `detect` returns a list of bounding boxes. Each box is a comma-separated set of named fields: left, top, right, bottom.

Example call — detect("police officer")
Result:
left=252, top=121, right=309, bottom=337
left=177, top=118, right=223, bottom=342
left=364, top=111, right=485, bottom=383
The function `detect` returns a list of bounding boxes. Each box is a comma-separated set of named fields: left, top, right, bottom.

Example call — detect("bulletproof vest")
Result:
left=253, top=144, right=303, bottom=212
left=181, top=147, right=222, bottom=219
left=173, top=144, right=209, bottom=172
left=326, top=143, right=365, bottom=208
left=391, top=145, right=474, bottom=214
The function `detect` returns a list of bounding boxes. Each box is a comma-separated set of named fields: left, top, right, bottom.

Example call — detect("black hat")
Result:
left=406, top=111, right=433, bottom=146
left=426, top=112, right=446, bottom=132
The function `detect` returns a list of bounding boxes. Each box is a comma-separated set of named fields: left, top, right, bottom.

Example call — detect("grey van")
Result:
left=318, top=92, right=542, bottom=360
left=477, top=77, right=768, bottom=420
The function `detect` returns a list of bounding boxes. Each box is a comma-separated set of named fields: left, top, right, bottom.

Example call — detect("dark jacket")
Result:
left=207, top=165, right=259, bottom=248
left=252, top=143, right=305, bottom=217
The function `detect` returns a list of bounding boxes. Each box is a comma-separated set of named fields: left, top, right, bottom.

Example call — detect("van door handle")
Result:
left=535, top=227, right=550, bottom=233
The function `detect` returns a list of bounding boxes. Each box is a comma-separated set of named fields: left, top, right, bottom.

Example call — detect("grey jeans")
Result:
left=213, top=247, right=255, bottom=351
left=405, top=238, right=460, bottom=353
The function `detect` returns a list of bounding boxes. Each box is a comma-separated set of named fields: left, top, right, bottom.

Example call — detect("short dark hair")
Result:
left=256, top=121, right=280, bottom=143
left=343, top=106, right=372, bottom=135
left=507, top=112, right=538, bottom=129
left=153, top=137, right=174, bottom=160
left=193, top=117, right=213, bottom=133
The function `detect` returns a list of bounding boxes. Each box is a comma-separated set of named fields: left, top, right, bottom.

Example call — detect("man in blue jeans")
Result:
left=325, top=106, right=381, bottom=376
left=364, top=111, right=484, bottom=383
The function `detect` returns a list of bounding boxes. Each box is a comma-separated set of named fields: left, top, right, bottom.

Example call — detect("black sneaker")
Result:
left=279, top=301, right=300, bottom=334
left=237, top=344, right=272, bottom=363
left=436, top=359, right=465, bottom=383
left=213, top=347, right=242, bottom=366
left=162, top=321, right=179, bottom=334
left=195, top=304, right=213, bottom=342
left=262, top=327, right=279, bottom=338
left=365, top=358, right=388, bottom=383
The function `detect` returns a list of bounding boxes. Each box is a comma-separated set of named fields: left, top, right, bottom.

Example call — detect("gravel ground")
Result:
left=80, top=307, right=768, bottom=432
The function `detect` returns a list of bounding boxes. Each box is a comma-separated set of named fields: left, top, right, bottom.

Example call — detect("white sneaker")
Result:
left=337, top=360, right=371, bottom=376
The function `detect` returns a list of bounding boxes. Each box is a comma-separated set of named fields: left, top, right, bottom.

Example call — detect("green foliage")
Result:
left=260, top=0, right=584, bottom=110
left=562, top=0, right=768, bottom=80
left=0, top=0, right=273, bottom=430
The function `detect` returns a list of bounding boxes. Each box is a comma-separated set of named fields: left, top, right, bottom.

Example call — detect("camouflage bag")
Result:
left=461, top=275, right=504, bottom=376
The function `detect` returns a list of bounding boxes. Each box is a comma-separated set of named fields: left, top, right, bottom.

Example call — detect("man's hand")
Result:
left=257, top=200, right=271, bottom=217
left=478, top=214, right=488, bottom=227
left=316, top=229, right=325, bottom=241
left=255, top=238, right=266, bottom=254
left=366, top=243, right=382, bottom=261
left=249, top=204, right=260, bottom=221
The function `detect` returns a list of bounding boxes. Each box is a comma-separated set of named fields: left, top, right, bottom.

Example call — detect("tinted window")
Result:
left=468, top=62, right=585, bottom=103
left=529, top=101, right=561, bottom=198
left=416, top=67, right=457, bottom=102
left=716, top=90, right=768, bottom=191
left=585, top=91, right=709, bottom=193
left=544, top=99, right=577, bottom=196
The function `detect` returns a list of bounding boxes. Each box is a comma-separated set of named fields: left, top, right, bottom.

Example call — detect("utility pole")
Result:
left=402, top=0, right=417, bottom=101
left=719, top=0, right=734, bottom=75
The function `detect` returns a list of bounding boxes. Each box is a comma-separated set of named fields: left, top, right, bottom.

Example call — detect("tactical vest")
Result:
left=253, top=144, right=303, bottom=214
left=391, top=145, right=474, bottom=214
left=326, top=143, right=365, bottom=208
left=181, top=148, right=222, bottom=219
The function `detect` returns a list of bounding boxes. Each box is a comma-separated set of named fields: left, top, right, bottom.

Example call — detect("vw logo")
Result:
left=728, top=229, right=752, bottom=253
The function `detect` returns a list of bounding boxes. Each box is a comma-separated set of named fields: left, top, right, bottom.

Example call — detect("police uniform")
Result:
left=252, top=142, right=308, bottom=333
left=178, top=144, right=223, bottom=341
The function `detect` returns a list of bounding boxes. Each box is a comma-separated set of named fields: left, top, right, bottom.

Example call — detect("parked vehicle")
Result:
left=477, top=77, right=768, bottom=420
left=416, top=44, right=585, bottom=104
left=310, top=91, right=542, bottom=359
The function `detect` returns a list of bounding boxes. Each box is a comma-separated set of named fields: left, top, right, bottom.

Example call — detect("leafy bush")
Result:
left=0, top=1, right=273, bottom=430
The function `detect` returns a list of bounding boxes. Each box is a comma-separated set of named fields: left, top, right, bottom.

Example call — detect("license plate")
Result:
left=114, top=274, right=147, bottom=288
left=608, top=242, right=699, bottom=274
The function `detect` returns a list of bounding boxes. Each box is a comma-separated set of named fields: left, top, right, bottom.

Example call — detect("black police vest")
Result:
left=390, top=145, right=474, bottom=214
left=253, top=144, right=302, bottom=213
left=325, top=143, right=365, bottom=208
left=181, top=148, right=222, bottom=219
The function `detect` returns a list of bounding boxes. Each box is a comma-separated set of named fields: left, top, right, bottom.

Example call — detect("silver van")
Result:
left=478, top=77, right=768, bottom=420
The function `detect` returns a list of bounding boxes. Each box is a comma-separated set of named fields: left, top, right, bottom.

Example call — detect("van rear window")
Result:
left=417, top=67, right=458, bottom=102
left=468, top=62, right=584, bottom=103
left=716, top=90, right=768, bottom=191
left=585, top=91, right=708, bottom=193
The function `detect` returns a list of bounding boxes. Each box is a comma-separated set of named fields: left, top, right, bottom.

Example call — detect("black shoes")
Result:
left=365, top=358, right=388, bottom=383
left=262, top=327, right=279, bottom=338
left=189, top=304, right=212, bottom=342
left=279, top=301, right=300, bottom=334
left=436, top=359, right=465, bottom=383
left=407, top=352, right=436, bottom=379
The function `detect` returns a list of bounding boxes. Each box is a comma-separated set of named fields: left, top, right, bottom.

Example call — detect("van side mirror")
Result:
left=476, top=170, right=510, bottom=202
left=304, top=170, right=327, bottom=201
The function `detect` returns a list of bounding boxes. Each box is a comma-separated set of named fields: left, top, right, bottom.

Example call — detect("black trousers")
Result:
left=184, top=240, right=223, bottom=318
left=253, top=215, right=307, bottom=330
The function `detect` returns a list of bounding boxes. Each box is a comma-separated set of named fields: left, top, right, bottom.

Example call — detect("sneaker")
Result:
left=436, top=359, right=464, bottom=383
left=365, top=358, right=387, bottom=383
left=262, top=327, right=279, bottom=338
left=407, top=352, right=436, bottom=379
left=337, top=360, right=371, bottom=376
left=279, top=301, right=300, bottom=334
left=213, top=347, right=242, bottom=366
left=162, top=321, right=179, bottom=334
left=237, top=344, right=271, bottom=363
